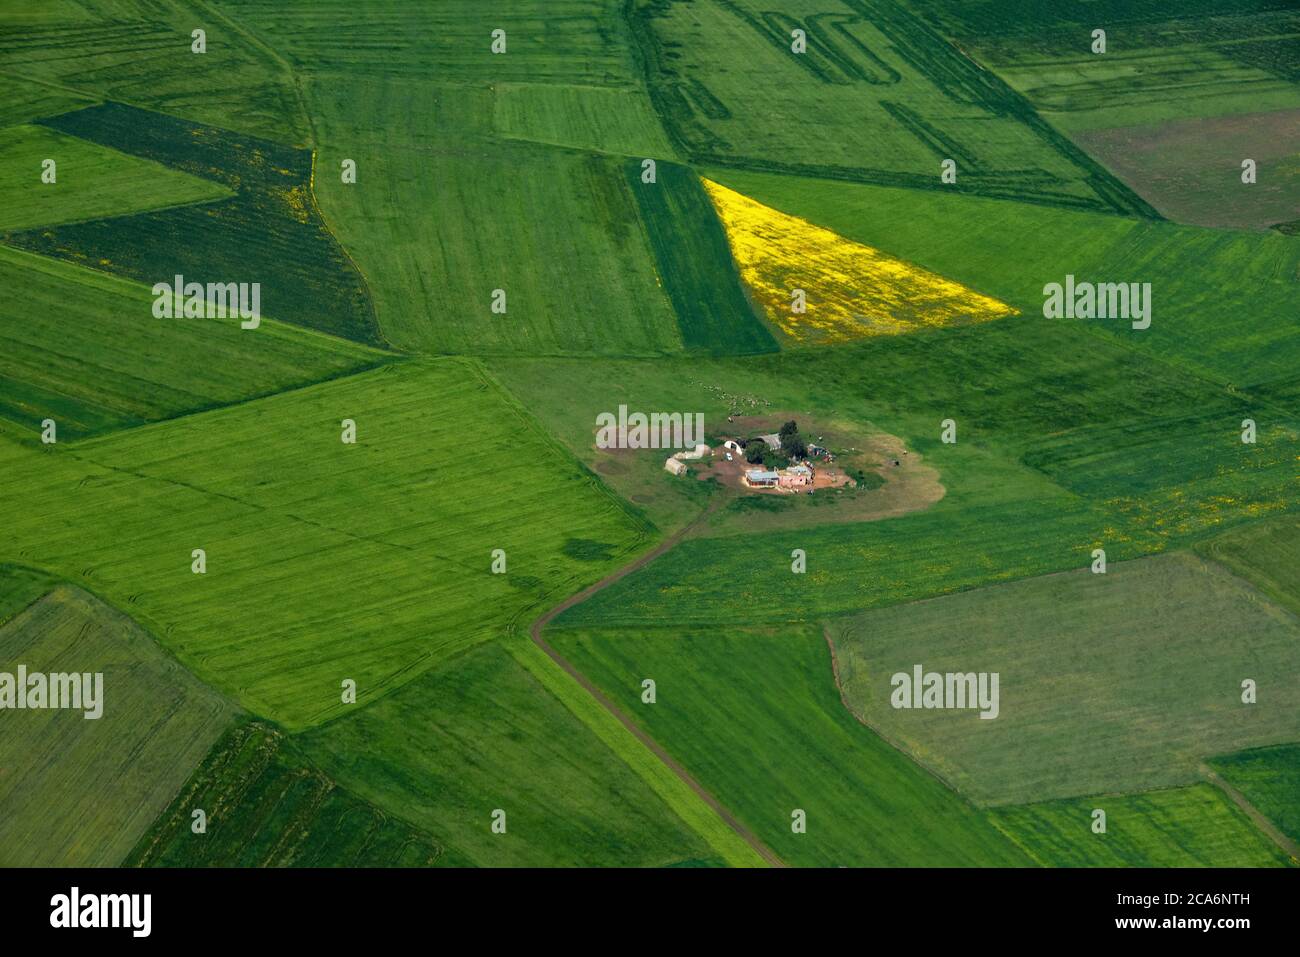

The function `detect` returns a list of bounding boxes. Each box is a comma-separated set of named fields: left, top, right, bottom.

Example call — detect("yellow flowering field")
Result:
left=703, top=179, right=1016, bottom=344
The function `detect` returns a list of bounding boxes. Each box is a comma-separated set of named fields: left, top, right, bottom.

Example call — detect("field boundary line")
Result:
left=506, top=639, right=766, bottom=868
left=529, top=498, right=786, bottom=868
left=1199, top=763, right=1300, bottom=864
left=821, top=624, right=987, bottom=804
left=177, top=0, right=317, bottom=146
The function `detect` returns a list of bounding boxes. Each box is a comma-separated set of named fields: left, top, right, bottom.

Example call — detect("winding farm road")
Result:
left=529, top=499, right=787, bottom=868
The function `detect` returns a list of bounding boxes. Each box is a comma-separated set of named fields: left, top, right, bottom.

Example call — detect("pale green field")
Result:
left=1199, top=515, right=1300, bottom=617
left=313, top=135, right=685, bottom=355
left=493, top=84, right=677, bottom=157
left=0, top=584, right=236, bottom=866
left=828, top=553, right=1300, bottom=805
left=0, top=359, right=651, bottom=729
left=0, top=123, right=230, bottom=231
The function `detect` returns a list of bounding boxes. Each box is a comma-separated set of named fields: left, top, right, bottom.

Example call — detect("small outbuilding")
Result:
left=664, top=458, right=687, bottom=476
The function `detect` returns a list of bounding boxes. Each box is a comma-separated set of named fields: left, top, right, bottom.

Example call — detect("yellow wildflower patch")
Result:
left=702, top=179, right=1016, bottom=344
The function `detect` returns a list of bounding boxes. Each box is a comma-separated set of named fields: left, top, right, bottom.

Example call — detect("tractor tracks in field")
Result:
left=1200, top=764, right=1300, bottom=864
left=529, top=496, right=786, bottom=868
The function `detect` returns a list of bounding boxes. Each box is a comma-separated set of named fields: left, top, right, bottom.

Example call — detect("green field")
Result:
left=828, top=553, right=1300, bottom=805
left=1208, top=744, right=1300, bottom=845
left=1199, top=515, right=1300, bottom=616
left=299, top=641, right=731, bottom=867
left=624, top=159, right=777, bottom=355
left=707, top=168, right=1300, bottom=389
left=313, top=137, right=684, bottom=355
left=898, top=0, right=1300, bottom=227
left=224, top=0, right=645, bottom=86
left=1, top=0, right=1296, bottom=872
left=0, top=0, right=307, bottom=143
left=0, top=245, right=384, bottom=440
left=0, top=565, right=54, bottom=624
left=5, top=103, right=380, bottom=344
left=991, top=784, right=1293, bottom=867
left=631, top=0, right=1153, bottom=214
left=547, top=625, right=1030, bottom=866
left=0, top=123, right=230, bottom=231
left=494, top=83, right=677, bottom=157
left=0, top=360, right=651, bottom=729
left=0, top=585, right=236, bottom=866
left=127, top=721, right=442, bottom=867
left=0, top=75, right=94, bottom=130
left=555, top=477, right=1142, bottom=629
left=903, top=0, right=1300, bottom=131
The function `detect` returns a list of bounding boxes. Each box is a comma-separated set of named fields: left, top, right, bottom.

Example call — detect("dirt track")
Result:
left=1200, top=764, right=1300, bottom=864
left=529, top=499, right=786, bottom=868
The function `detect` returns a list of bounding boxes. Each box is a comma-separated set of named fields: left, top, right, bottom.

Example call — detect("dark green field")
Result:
left=6, top=103, right=380, bottom=344
left=624, top=158, right=777, bottom=354
left=128, top=721, right=442, bottom=867
left=1208, top=745, right=1300, bottom=846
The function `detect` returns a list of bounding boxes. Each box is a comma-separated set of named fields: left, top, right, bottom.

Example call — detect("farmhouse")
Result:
left=779, top=464, right=813, bottom=489
left=744, top=468, right=779, bottom=488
